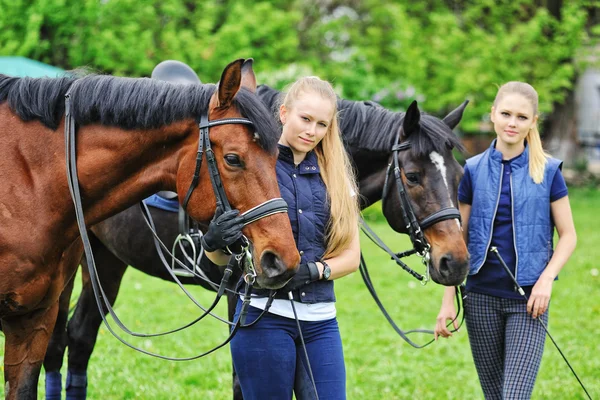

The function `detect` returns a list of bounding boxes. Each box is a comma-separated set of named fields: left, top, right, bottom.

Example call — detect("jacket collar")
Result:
left=489, top=139, right=529, bottom=170
left=278, top=144, right=321, bottom=174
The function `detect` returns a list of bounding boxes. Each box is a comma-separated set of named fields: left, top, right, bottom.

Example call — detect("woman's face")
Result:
left=491, top=93, right=538, bottom=148
left=279, top=91, right=334, bottom=160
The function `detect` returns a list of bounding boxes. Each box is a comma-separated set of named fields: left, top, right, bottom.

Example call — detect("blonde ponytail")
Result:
left=526, top=124, right=550, bottom=184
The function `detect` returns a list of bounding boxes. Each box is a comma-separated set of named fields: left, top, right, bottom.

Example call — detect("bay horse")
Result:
left=0, top=59, right=301, bottom=400
left=40, top=83, right=471, bottom=399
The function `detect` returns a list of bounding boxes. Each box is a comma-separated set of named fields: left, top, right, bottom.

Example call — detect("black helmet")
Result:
left=150, top=60, right=201, bottom=84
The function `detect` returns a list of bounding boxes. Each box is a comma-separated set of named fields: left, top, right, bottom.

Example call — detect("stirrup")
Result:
left=171, top=233, right=204, bottom=277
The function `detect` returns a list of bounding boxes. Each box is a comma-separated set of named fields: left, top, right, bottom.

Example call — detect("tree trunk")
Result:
left=542, top=88, right=583, bottom=168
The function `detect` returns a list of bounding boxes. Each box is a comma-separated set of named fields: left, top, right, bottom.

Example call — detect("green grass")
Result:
left=2, top=188, right=599, bottom=399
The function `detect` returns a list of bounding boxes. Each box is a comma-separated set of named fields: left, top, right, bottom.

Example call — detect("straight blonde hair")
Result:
left=282, top=77, right=360, bottom=258
left=493, top=81, right=550, bottom=184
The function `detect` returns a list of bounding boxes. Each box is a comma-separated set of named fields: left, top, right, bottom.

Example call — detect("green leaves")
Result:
left=1, top=0, right=596, bottom=133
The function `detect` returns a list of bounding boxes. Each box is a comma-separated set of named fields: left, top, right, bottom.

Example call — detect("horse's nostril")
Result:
left=260, top=251, right=285, bottom=278
left=439, top=254, right=452, bottom=276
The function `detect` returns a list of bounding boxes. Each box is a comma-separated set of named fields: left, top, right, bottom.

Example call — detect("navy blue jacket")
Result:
left=255, top=144, right=335, bottom=303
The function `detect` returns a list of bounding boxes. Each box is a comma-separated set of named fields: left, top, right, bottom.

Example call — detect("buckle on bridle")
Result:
left=239, top=246, right=256, bottom=285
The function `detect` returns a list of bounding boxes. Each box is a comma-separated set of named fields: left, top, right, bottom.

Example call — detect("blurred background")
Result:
left=1, top=0, right=599, bottom=179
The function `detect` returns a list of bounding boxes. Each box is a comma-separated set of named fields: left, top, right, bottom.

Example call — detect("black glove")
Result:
left=201, top=209, right=245, bottom=252
left=280, top=262, right=321, bottom=293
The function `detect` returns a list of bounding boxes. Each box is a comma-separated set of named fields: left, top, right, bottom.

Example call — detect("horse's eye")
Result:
left=224, top=154, right=242, bottom=167
left=405, top=172, right=420, bottom=185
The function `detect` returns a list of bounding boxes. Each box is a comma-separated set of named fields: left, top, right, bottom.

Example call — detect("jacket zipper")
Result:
left=510, top=172, right=519, bottom=282
left=476, top=163, right=504, bottom=272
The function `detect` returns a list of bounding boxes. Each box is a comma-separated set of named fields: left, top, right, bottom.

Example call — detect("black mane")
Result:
left=257, top=84, right=464, bottom=157
left=0, top=74, right=279, bottom=153
left=338, top=99, right=465, bottom=157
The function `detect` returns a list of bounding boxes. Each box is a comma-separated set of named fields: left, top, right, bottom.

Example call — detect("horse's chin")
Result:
left=251, top=249, right=299, bottom=290
left=428, top=262, right=469, bottom=287
left=255, top=274, right=293, bottom=290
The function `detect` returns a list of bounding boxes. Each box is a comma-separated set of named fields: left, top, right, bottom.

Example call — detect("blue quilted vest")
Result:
left=256, top=144, right=334, bottom=303
left=466, top=140, right=563, bottom=286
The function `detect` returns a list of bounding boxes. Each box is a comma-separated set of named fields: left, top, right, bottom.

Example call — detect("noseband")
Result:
left=381, top=134, right=461, bottom=263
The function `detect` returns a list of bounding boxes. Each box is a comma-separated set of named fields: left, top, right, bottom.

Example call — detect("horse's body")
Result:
left=0, top=60, right=301, bottom=400
left=40, top=84, right=471, bottom=399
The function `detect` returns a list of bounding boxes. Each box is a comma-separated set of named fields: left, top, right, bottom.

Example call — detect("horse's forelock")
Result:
left=413, top=114, right=465, bottom=157
left=233, top=88, right=280, bottom=154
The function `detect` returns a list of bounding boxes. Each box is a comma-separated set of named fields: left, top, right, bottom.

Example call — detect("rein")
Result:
left=359, top=219, right=465, bottom=348
left=64, top=88, right=285, bottom=360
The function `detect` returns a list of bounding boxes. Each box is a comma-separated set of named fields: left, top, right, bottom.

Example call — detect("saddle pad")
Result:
left=143, top=194, right=180, bottom=213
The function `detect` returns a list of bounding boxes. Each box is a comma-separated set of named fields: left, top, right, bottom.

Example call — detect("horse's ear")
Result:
left=217, top=59, right=244, bottom=108
left=402, top=100, right=421, bottom=139
left=442, top=100, right=469, bottom=129
left=241, top=58, right=257, bottom=93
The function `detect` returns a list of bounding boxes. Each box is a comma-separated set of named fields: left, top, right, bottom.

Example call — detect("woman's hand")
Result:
left=434, top=286, right=459, bottom=340
left=201, top=208, right=244, bottom=252
left=528, top=275, right=553, bottom=318
left=279, top=263, right=321, bottom=293
left=434, top=303, right=459, bottom=340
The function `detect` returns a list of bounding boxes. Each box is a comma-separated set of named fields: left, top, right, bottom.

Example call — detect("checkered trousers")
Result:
left=464, top=291, right=548, bottom=400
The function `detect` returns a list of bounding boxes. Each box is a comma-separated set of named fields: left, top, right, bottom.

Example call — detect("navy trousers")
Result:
left=230, top=301, right=346, bottom=400
left=465, top=291, right=548, bottom=400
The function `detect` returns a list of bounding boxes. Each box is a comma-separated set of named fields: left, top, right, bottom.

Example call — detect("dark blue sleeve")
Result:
left=458, top=164, right=473, bottom=204
left=550, top=168, right=568, bottom=202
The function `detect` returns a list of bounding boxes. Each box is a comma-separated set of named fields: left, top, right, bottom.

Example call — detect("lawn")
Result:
left=1, top=188, right=599, bottom=399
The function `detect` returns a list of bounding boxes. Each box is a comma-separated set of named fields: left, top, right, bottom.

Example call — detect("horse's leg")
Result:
left=43, top=275, right=76, bottom=400
left=3, top=303, right=60, bottom=400
left=227, top=291, right=244, bottom=400
left=2, top=239, right=82, bottom=400
left=66, top=235, right=128, bottom=400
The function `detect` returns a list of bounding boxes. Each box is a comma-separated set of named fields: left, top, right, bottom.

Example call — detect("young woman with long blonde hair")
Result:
left=228, top=76, right=360, bottom=400
left=434, top=81, right=577, bottom=399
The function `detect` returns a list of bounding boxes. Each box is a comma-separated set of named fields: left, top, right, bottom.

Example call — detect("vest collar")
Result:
left=278, top=144, right=321, bottom=174
left=489, top=139, right=529, bottom=170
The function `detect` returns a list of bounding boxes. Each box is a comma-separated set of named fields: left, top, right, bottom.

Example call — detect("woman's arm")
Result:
left=203, top=249, right=232, bottom=266
left=528, top=195, right=577, bottom=318
left=317, top=224, right=361, bottom=280
left=434, top=201, right=471, bottom=339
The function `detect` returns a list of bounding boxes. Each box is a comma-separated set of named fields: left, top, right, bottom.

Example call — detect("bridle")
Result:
left=359, top=132, right=465, bottom=348
left=380, top=133, right=461, bottom=281
left=65, top=86, right=288, bottom=360
left=182, top=112, right=288, bottom=232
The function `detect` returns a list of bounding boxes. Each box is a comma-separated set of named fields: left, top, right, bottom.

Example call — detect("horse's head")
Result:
left=381, top=100, right=469, bottom=286
left=177, top=59, right=299, bottom=289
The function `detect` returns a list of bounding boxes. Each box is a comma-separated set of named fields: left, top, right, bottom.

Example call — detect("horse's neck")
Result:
left=70, top=121, right=193, bottom=227
left=351, top=149, right=390, bottom=209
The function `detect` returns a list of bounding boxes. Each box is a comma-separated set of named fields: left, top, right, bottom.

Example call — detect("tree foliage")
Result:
left=0, top=0, right=597, bottom=133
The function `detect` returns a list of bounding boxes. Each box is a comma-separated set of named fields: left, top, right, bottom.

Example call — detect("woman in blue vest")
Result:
left=207, top=76, right=360, bottom=399
left=434, top=81, right=577, bottom=399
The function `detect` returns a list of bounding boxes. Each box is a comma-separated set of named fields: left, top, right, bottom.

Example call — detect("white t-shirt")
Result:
left=249, top=297, right=336, bottom=321
left=247, top=183, right=354, bottom=322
